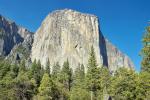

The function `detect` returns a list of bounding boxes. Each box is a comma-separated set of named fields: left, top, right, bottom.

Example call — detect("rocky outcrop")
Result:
left=105, top=39, right=134, bottom=73
left=6, top=34, right=33, bottom=65
left=31, top=9, right=134, bottom=72
left=0, top=14, right=33, bottom=56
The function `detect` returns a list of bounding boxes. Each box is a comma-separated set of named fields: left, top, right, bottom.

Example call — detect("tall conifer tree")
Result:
left=61, top=59, right=72, bottom=91
left=141, top=26, right=150, bottom=73
left=46, top=59, right=50, bottom=76
left=86, top=46, right=99, bottom=100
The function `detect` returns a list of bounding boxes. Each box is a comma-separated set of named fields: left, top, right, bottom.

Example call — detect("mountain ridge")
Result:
left=0, top=14, right=33, bottom=64
left=0, top=9, right=134, bottom=72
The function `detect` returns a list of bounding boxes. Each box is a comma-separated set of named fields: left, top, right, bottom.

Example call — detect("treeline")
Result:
left=0, top=26, right=150, bottom=100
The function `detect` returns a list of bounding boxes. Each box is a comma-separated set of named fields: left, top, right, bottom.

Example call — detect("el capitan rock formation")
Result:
left=31, top=9, right=134, bottom=72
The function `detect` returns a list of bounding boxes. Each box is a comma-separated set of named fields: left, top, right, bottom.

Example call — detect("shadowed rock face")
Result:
left=99, top=31, right=108, bottom=67
left=0, top=15, right=33, bottom=56
left=31, top=9, right=134, bottom=72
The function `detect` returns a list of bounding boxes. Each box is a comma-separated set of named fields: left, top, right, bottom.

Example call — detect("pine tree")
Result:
left=29, top=59, right=44, bottom=86
left=86, top=46, right=100, bottom=100
left=97, top=67, right=111, bottom=100
left=61, top=59, right=72, bottom=91
left=46, top=59, right=50, bottom=76
left=108, top=68, right=137, bottom=100
left=0, top=61, right=18, bottom=99
left=37, top=60, right=42, bottom=70
left=37, top=73, right=60, bottom=100
left=139, top=26, right=150, bottom=99
left=70, top=64, right=89, bottom=100
left=137, top=72, right=150, bottom=99
left=28, top=59, right=36, bottom=79
left=10, top=64, right=19, bottom=78
left=73, top=64, right=85, bottom=87
left=52, top=62, right=61, bottom=79
left=70, top=87, right=90, bottom=100
left=57, top=60, right=73, bottom=99
left=19, top=60, right=26, bottom=72
left=0, top=61, right=11, bottom=79
left=80, top=64, right=85, bottom=79
left=141, top=26, right=150, bottom=73
left=15, top=71, right=36, bottom=100
left=38, top=73, right=53, bottom=99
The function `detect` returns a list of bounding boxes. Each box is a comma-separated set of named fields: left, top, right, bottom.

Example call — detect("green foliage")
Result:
left=14, top=71, right=37, bottom=100
left=38, top=73, right=53, bottom=99
left=0, top=82, right=16, bottom=100
left=0, top=63, right=36, bottom=100
left=0, top=61, right=11, bottom=79
left=136, top=72, right=150, bottom=99
left=10, top=64, right=19, bottom=78
left=73, top=64, right=85, bottom=86
left=141, top=26, right=150, bottom=73
left=86, top=46, right=100, bottom=99
left=52, top=62, right=61, bottom=79
left=0, top=87, right=16, bottom=100
left=96, top=67, right=111, bottom=100
left=98, top=67, right=111, bottom=90
left=0, top=32, right=150, bottom=100
left=46, top=59, right=51, bottom=76
left=0, top=62, right=17, bottom=100
left=108, top=68, right=138, bottom=100
left=61, top=59, right=73, bottom=91
left=19, top=59, right=26, bottom=72
left=29, top=60, right=44, bottom=86
left=50, top=60, right=73, bottom=100
left=70, top=87, right=90, bottom=100
left=37, top=73, right=60, bottom=100
left=70, top=64, right=89, bottom=100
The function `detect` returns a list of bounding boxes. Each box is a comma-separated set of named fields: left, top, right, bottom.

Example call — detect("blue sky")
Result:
left=0, top=0, right=149, bottom=71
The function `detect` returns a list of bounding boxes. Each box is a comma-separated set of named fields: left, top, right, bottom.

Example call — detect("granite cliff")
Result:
left=31, top=9, right=134, bottom=72
left=0, top=15, right=33, bottom=57
left=0, top=9, right=134, bottom=72
left=105, top=39, right=134, bottom=72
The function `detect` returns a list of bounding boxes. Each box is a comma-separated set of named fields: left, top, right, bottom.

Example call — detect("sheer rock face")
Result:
left=0, top=15, right=33, bottom=56
left=31, top=9, right=102, bottom=71
left=31, top=9, right=134, bottom=71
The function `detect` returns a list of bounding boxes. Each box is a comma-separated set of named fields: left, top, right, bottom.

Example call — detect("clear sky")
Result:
left=0, top=0, right=149, bottom=71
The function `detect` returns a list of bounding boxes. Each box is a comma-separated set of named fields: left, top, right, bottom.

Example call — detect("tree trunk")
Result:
left=91, top=91, right=93, bottom=100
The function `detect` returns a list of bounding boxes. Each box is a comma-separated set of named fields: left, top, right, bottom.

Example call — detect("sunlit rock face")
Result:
left=31, top=9, right=134, bottom=72
left=105, top=39, right=134, bottom=73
